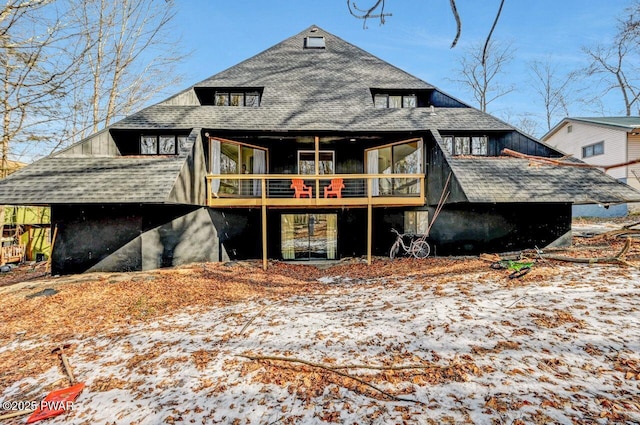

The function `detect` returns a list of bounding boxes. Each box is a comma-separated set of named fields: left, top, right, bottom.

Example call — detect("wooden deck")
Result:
left=206, top=173, right=426, bottom=208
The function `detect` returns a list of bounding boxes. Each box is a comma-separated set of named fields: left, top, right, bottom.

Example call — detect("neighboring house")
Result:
left=0, top=26, right=638, bottom=274
left=542, top=117, right=640, bottom=217
left=1, top=160, right=51, bottom=264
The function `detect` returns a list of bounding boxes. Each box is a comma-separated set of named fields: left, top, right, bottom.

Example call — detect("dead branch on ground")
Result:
left=237, top=354, right=426, bottom=405
left=238, top=304, right=270, bottom=336
left=593, top=221, right=640, bottom=240
left=540, top=238, right=635, bottom=266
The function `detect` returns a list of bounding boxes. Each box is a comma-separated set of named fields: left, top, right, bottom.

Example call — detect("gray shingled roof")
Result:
left=448, top=157, right=640, bottom=204
left=0, top=157, right=185, bottom=205
left=114, top=25, right=512, bottom=133
left=114, top=105, right=512, bottom=132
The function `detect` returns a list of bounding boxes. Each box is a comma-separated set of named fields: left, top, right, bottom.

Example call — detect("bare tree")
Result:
left=452, top=40, right=515, bottom=112
left=498, top=109, right=541, bottom=138
left=347, top=0, right=506, bottom=64
left=583, top=1, right=640, bottom=116
left=529, top=60, right=572, bottom=131
left=57, top=0, right=185, bottom=145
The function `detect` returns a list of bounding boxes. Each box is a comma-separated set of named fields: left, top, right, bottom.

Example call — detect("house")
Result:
left=1, top=160, right=51, bottom=264
left=542, top=117, right=640, bottom=217
left=0, top=26, right=638, bottom=274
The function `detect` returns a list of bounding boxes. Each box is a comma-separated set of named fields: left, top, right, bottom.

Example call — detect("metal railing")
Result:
left=206, top=173, right=425, bottom=207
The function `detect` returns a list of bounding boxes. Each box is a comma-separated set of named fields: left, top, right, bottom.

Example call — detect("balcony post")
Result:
left=314, top=136, right=320, bottom=199
left=261, top=177, right=267, bottom=270
left=367, top=178, right=372, bottom=265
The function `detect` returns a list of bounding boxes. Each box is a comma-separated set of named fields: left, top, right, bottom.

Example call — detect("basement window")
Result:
left=405, top=211, right=429, bottom=235
left=582, top=141, right=604, bottom=158
left=305, top=36, right=325, bottom=49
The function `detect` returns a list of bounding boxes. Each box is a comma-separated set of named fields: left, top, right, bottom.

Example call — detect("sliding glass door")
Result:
left=281, top=214, right=337, bottom=260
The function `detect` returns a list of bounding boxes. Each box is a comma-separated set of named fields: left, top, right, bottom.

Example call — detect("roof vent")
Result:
left=304, top=36, right=325, bottom=49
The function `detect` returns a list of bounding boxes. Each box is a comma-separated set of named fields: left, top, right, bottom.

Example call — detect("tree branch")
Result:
left=238, top=354, right=426, bottom=405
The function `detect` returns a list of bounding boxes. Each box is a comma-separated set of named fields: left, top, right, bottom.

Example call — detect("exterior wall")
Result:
left=545, top=121, right=628, bottom=179
left=55, top=130, right=120, bottom=158
left=51, top=204, right=237, bottom=274
left=168, top=130, right=207, bottom=205
left=160, top=88, right=200, bottom=106
left=628, top=135, right=640, bottom=212
left=426, top=203, right=572, bottom=255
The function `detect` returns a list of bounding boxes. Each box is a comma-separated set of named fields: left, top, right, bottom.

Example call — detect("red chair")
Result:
left=291, top=179, right=312, bottom=198
left=324, top=178, right=345, bottom=198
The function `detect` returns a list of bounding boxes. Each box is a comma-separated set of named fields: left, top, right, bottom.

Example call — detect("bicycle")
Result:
left=389, top=228, right=431, bottom=259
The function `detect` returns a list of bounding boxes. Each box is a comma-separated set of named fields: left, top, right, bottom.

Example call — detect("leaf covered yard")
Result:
left=0, top=241, right=639, bottom=424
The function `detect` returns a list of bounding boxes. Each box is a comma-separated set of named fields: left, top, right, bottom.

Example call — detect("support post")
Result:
left=367, top=177, right=372, bottom=265
left=261, top=178, right=267, bottom=270
left=314, top=136, right=320, bottom=199
left=367, top=203, right=372, bottom=265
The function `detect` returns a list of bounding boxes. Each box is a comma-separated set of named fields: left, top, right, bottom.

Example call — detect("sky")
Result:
left=167, top=0, right=634, bottom=138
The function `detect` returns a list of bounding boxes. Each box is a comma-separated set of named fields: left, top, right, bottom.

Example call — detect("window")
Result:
left=141, top=135, right=157, bottom=154
left=305, top=36, right=326, bottom=49
left=177, top=136, right=189, bottom=151
left=373, top=92, right=419, bottom=108
left=209, top=138, right=267, bottom=196
left=140, top=135, right=178, bottom=155
left=374, top=94, right=388, bottom=109
left=582, top=141, right=604, bottom=158
left=365, top=139, right=423, bottom=196
left=405, top=211, right=429, bottom=235
left=214, top=91, right=260, bottom=107
left=403, top=95, right=417, bottom=108
left=441, top=135, right=488, bottom=156
left=297, top=151, right=334, bottom=175
left=567, top=125, right=573, bottom=133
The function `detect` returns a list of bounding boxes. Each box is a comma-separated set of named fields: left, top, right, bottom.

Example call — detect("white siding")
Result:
left=628, top=135, right=640, bottom=212
left=545, top=121, right=628, bottom=179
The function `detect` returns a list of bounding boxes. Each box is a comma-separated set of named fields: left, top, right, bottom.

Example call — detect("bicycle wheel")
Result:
left=411, top=240, right=430, bottom=259
left=390, top=241, right=400, bottom=259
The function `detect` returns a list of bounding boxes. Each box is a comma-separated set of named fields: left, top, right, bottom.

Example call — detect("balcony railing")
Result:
left=206, top=173, right=425, bottom=207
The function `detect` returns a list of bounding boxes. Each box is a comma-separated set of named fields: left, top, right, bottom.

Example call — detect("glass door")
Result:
left=281, top=214, right=337, bottom=260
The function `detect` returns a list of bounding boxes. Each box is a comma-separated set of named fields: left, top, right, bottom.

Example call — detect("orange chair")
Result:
left=324, top=178, right=345, bottom=198
left=291, top=179, right=312, bottom=198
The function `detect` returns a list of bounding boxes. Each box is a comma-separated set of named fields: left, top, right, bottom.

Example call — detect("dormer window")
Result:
left=305, top=36, right=325, bottom=49
left=372, top=91, right=420, bottom=108
left=214, top=90, right=261, bottom=107
left=140, top=135, right=183, bottom=155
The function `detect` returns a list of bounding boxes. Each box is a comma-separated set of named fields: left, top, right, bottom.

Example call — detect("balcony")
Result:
left=206, top=173, right=425, bottom=208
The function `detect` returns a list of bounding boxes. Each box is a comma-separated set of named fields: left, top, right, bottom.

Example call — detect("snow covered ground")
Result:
left=1, top=261, right=639, bottom=424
